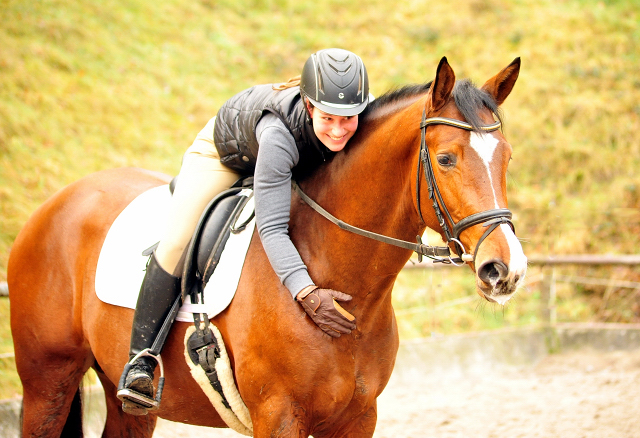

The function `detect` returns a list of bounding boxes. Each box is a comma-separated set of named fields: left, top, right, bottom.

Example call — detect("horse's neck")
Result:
left=297, top=108, right=424, bottom=303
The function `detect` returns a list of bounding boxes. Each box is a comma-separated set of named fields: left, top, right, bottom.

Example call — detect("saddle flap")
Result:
left=181, top=180, right=254, bottom=302
left=197, top=193, right=252, bottom=280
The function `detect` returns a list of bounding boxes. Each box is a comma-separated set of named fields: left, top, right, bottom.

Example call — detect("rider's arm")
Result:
left=254, top=114, right=314, bottom=299
left=255, top=114, right=356, bottom=336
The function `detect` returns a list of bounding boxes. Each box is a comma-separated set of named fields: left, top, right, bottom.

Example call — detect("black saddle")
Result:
left=177, top=176, right=254, bottom=302
left=144, top=176, right=254, bottom=299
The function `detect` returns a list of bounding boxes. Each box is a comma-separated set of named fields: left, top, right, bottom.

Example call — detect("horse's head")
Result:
left=419, top=57, right=527, bottom=305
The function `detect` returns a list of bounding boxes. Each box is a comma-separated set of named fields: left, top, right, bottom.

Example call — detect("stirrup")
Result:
left=117, top=349, right=165, bottom=413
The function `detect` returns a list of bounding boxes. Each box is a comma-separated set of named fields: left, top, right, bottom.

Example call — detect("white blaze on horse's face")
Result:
left=469, top=133, right=500, bottom=207
left=468, top=132, right=527, bottom=305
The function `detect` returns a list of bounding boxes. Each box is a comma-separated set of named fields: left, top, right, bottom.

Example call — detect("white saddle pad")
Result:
left=95, top=185, right=255, bottom=322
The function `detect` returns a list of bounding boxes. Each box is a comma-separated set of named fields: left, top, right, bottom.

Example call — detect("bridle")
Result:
left=293, top=109, right=515, bottom=266
left=416, top=110, right=514, bottom=265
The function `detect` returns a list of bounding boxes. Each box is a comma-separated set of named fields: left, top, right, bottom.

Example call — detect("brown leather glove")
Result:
left=297, top=287, right=356, bottom=337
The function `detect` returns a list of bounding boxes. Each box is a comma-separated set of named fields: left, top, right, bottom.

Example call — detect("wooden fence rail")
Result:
left=3, top=254, right=639, bottom=304
left=404, top=254, right=640, bottom=269
left=529, top=255, right=640, bottom=328
left=405, top=254, right=640, bottom=319
left=404, top=253, right=640, bottom=352
left=1, top=255, right=638, bottom=357
left=527, top=254, right=640, bottom=265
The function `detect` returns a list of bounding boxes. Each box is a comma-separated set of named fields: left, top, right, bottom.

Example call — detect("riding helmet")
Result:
left=300, top=48, right=369, bottom=117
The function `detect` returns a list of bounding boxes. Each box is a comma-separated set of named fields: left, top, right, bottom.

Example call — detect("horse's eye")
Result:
left=437, top=154, right=455, bottom=167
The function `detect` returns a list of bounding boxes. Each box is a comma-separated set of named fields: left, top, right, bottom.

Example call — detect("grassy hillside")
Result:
left=1, top=0, right=640, bottom=397
left=1, top=0, right=639, bottom=276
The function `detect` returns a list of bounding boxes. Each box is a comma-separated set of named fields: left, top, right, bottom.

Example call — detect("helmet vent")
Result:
left=329, top=63, right=352, bottom=75
left=326, top=53, right=352, bottom=76
left=317, top=66, right=324, bottom=95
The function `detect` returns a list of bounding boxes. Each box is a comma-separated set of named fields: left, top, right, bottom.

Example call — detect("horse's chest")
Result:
left=326, top=351, right=395, bottom=411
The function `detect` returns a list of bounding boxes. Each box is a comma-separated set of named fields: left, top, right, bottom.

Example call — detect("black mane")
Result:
left=363, top=79, right=502, bottom=132
left=452, top=79, right=503, bottom=131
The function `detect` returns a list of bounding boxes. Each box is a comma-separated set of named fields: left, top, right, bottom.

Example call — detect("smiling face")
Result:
left=307, top=103, right=359, bottom=152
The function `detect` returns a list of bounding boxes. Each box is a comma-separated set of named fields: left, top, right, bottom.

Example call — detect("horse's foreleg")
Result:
left=249, top=398, right=311, bottom=438
left=18, top=356, right=87, bottom=437
left=96, top=367, right=157, bottom=437
left=250, top=402, right=377, bottom=438
left=316, top=405, right=377, bottom=438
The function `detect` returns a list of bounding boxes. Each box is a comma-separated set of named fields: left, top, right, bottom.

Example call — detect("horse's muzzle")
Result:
left=476, top=258, right=525, bottom=305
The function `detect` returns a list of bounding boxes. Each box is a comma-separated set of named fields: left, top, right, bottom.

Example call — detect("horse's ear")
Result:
left=481, top=57, right=521, bottom=106
left=429, top=57, right=455, bottom=112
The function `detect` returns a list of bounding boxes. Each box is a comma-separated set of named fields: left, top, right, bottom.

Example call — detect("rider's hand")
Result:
left=297, top=287, right=356, bottom=337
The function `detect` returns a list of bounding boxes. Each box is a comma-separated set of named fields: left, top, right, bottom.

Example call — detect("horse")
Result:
left=8, top=57, right=527, bottom=437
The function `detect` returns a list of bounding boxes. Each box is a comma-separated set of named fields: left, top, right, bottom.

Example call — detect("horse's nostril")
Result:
left=478, top=260, right=508, bottom=285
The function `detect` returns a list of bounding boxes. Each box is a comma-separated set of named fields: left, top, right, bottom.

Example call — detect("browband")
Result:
left=420, top=117, right=501, bottom=132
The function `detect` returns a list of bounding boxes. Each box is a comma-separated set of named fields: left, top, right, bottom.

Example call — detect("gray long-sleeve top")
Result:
left=254, top=113, right=315, bottom=298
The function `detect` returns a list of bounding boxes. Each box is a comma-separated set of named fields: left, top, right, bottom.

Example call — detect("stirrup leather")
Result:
left=117, top=349, right=165, bottom=412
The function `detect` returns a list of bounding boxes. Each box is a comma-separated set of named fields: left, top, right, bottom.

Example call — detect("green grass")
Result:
left=0, top=300, right=11, bottom=354
left=2, top=0, right=640, bottom=278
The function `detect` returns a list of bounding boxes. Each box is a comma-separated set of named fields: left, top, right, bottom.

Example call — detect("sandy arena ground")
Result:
left=143, top=348, right=640, bottom=438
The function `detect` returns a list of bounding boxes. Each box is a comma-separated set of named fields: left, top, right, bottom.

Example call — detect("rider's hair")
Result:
left=272, top=75, right=314, bottom=118
left=272, top=75, right=301, bottom=91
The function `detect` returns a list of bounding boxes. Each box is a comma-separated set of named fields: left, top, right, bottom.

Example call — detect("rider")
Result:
left=118, top=48, right=370, bottom=414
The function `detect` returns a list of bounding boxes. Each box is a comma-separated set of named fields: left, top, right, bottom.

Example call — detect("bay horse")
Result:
left=8, top=57, right=526, bottom=437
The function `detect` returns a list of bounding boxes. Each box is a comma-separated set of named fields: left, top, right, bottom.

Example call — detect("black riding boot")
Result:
left=117, top=252, right=181, bottom=415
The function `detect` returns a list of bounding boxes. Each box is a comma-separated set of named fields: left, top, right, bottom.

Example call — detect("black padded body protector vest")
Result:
left=213, top=84, right=332, bottom=176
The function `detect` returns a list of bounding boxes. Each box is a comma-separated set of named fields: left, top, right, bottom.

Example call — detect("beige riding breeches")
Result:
left=155, top=117, right=240, bottom=275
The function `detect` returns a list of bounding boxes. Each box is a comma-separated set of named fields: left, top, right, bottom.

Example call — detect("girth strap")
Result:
left=187, top=327, right=232, bottom=410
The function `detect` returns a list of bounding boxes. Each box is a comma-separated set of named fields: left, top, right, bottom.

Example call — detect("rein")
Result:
left=292, top=181, right=453, bottom=261
left=294, top=111, right=515, bottom=265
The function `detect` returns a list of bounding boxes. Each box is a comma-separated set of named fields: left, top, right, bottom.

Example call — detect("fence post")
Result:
left=540, top=265, right=560, bottom=352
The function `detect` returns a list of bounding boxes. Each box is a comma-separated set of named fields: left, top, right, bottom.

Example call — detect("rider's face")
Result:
left=308, top=105, right=359, bottom=152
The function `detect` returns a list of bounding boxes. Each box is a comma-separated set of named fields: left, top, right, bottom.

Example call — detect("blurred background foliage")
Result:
left=1, top=0, right=639, bottom=344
